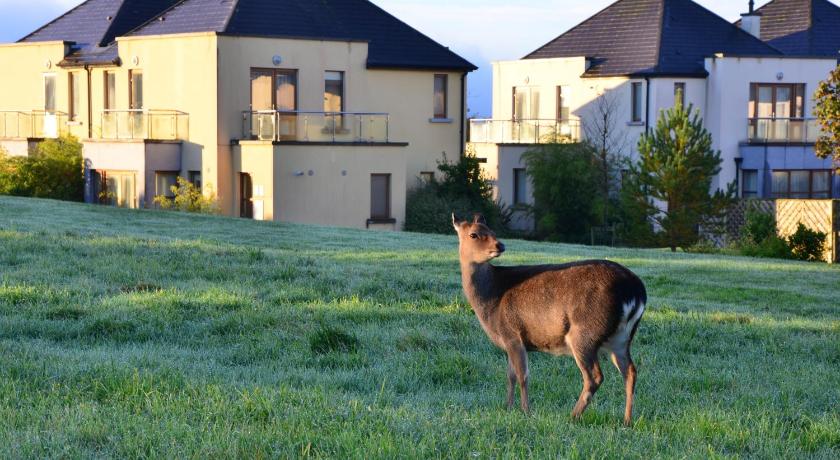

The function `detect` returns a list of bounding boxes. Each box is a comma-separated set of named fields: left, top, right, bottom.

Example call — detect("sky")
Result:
left=0, top=0, right=797, bottom=116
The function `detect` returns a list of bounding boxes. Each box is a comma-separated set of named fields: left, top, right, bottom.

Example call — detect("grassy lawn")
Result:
left=0, top=196, right=838, bottom=458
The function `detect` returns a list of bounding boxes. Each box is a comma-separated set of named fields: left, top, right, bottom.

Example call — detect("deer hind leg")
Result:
left=570, top=340, right=601, bottom=420
left=610, top=347, right=637, bottom=426
left=506, top=355, right=517, bottom=410
left=505, top=343, right=529, bottom=414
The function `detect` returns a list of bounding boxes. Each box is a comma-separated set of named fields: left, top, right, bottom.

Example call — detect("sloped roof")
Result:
left=525, top=0, right=782, bottom=77
left=128, top=0, right=476, bottom=71
left=18, top=0, right=179, bottom=66
left=736, top=0, right=840, bottom=57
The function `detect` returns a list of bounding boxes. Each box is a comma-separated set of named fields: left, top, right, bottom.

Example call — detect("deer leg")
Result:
left=593, top=360, right=604, bottom=387
left=570, top=343, right=600, bottom=420
left=505, top=343, right=529, bottom=414
left=506, top=356, right=517, bottom=410
left=611, top=348, right=637, bottom=426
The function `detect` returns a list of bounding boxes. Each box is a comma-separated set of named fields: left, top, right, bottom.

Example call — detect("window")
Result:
left=68, top=73, right=80, bottom=121
left=513, top=168, right=527, bottom=205
left=44, top=74, right=56, bottom=113
left=742, top=170, right=758, bottom=198
left=631, top=82, right=643, bottom=122
left=433, top=74, right=448, bottom=119
left=674, top=82, right=685, bottom=107
left=129, top=70, right=143, bottom=110
left=250, top=68, right=297, bottom=110
left=240, top=173, right=253, bottom=218
left=104, top=71, right=116, bottom=110
left=155, top=172, right=178, bottom=199
left=188, top=170, right=202, bottom=189
left=419, top=171, right=435, bottom=183
left=93, top=170, right=136, bottom=208
left=749, top=83, right=805, bottom=118
left=771, top=170, right=833, bottom=199
left=371, top=174, right=391, bottom=219
left=513, top=87, right=540, bottom=121
left=556, top=86, right=569, bottom=120
left=324, top=71, right=344, bottom=113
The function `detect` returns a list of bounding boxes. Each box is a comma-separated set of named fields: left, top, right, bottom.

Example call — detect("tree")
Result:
left=623, top=99, right=734, bottom=251
left=153, top=177, right=219, bottom=214
left=582, top=89, right=629, bottom=224
left=0, top=135, right=84, bottom=201
left=522, top=142, right=602, bottom=242
left=814, top=64, right=840, bottom=170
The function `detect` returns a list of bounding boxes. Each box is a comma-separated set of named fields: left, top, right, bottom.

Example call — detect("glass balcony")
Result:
left=241, top=111, right=390, bottom=143
left=0, top=111, right=68, bottom=138
left=747, top=118, right=822, bottom=143
left=469, top=119, right=581, bottom=144
left=99, top=110, right=189, bottom=141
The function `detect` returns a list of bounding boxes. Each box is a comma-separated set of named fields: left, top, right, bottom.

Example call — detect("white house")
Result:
left=469, top=0, right=840, bottom=231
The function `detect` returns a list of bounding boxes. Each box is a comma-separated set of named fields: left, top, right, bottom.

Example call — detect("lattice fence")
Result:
left=724, top=199, right=775, bottom=244
left=776, top=199, right=839, bottom=263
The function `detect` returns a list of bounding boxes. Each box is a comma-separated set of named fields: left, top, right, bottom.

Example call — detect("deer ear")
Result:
left=472, top=213, right=487, bottom=225
left=452, top=213, right=461, bottom=233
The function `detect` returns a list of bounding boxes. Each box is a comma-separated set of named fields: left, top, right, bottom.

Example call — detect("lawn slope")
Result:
left=0, top=196, right=838, bottom=458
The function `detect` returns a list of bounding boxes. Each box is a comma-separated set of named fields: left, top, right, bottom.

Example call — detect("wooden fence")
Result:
left=776, top=199, right=840, bottom=263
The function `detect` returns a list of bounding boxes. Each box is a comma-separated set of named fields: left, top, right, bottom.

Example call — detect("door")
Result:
left=250, top=69, right=297, bottom=139
left=274, top=70, right=297, bottom=139
left=239, top=173, right=253, bottom=218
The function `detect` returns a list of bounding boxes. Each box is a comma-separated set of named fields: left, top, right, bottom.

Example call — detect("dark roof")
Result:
left=735, top=0, right=840, bottom=57
left=18, top=0, right=179, bottom=66
left=128, top=0, right=476, bottom=71
left=524, top=0, right=782, bottom=77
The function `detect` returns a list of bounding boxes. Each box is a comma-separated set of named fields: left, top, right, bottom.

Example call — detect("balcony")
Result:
left=99, top=110, right=189, bottom=141
left=242, top=110, right=390, bottom=143
left=0, top=111, right=69, bottom=138
left=747, top=118, right=823, bottom=144
left=469, top=119, right=581, bottom=144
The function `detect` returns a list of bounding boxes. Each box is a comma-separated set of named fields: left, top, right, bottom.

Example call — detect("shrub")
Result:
left=153, top=177, right=219, bottom=214
left=787, top=223, right=827, bottom=262
left=742, top=209, right=776, bottom=245
left=404, top=153, right=509, bottom=234
left=0, top=135, right=84, bottom=201
left=739, top=234, right=792, bottom=259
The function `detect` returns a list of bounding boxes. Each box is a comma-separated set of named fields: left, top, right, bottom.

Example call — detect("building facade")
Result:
left=0, top=0, right=475, bottom=229
left=469, top=0, right=840, bottom=231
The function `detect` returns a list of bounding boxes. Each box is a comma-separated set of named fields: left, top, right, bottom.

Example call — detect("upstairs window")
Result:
left=556, top=86, right=569, bottom=120
left=631, top=82, right=643, bottom=122
left=68, top=72, right=80, bottom=121
left=44, top=74, right=56, bottom=113
left=433, top=74, right=448, bottom=119
left=104, top=71, right=116, bottom=110
left=749, top=83, right=805, bottom=119
left=324, top=71, right=344, bottom=113
left=674, top=82, right=685, bottom=107
left=129, top=70, right=143, bottom=110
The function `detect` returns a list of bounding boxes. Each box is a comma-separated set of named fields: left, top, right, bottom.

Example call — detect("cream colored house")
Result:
left=0, top=0, right=475, bottom=229
left=469, top=0, right=840, bottom=231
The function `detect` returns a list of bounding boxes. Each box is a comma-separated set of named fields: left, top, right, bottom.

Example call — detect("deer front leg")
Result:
left=506, top=343, right=529, bottom=414
left=506, top=356, right=517, bottom=410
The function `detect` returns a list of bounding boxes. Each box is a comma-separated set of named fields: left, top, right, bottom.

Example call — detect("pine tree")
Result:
left=623, top=97, right=734, bottom=251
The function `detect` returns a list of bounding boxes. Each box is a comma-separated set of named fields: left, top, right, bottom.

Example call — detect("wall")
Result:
left=231, top=141, right=274, bottom=220
left=0, top=41, right=71, bottom=117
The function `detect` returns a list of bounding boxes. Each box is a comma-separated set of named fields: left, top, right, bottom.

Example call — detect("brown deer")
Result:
left=452, top=213, right=646, bottom=425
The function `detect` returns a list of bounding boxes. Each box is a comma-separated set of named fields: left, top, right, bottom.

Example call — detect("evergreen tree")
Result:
left=623, top=99, right=734, bottom=251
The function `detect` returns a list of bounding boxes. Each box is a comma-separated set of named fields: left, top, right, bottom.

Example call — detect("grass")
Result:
left=0, top=195, right=838, bottom=458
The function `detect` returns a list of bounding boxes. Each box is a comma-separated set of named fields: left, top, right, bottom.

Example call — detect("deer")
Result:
left=452, top=213, right=646, bottom=426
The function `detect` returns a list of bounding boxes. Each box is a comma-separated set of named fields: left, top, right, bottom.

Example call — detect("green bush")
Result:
left=738, top=210, right=791, bottom=259
left=153, top=177, right=219, bottom=214
left=742, top=209, right=776, bottom=245
left=787, top=223, right=827, bottom=262
left=404, top=153, right=509, bottom=234
left=740, top=234, right=792, bottom=259
left=0, top=135, right=84, bottom=201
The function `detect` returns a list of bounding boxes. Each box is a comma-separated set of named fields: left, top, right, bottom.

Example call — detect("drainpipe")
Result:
left=460, top=71, right=467, bottom=156
left=734, top=157, right=743, bottom=198
left=644, top=76, right=651, bottom=134
left=85, top=65, right=92, bottom=139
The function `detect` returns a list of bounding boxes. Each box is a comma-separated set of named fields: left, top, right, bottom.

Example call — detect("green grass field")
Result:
left=0, top=196, right=838, bottom=458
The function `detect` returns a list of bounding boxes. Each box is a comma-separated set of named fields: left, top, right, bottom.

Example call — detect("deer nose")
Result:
left=496, top=242, right=505, bottom=253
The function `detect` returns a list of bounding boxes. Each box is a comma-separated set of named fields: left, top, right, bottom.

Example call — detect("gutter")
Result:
left=460, top=71, right=467, bottom=156
left=644, top=76, right=651, bottom=134
left=85, top=65, right=92, bottom=139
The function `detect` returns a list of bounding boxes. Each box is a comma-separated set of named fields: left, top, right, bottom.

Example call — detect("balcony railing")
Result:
left=469, top=119, right=581, bottom=144
left=747, top=118, right=823, bottom=143
left=242, top=110, right=390, bottom=143
left=0, top=111, right=69, bottom=139
left=99, top=110, right=189, bottom=141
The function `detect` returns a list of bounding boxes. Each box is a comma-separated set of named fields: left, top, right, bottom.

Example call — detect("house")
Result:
left=468, top=0, right=839, bottom=231
left=0, top=0, right=475, bottom=229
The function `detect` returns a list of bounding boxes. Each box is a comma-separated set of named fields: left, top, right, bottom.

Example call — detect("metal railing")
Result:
left=99, top=109, right=189, bottom=141
left=242, top=110, right=390, bottom=143
left=0, top=110, right=69, bottom=139
left=469, top=118, right=581, bottom=144
left=747, top=118, right=822, bottom=143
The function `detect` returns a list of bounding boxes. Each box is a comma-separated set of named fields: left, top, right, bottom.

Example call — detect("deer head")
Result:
left=452, top=213, right=505, bottom=264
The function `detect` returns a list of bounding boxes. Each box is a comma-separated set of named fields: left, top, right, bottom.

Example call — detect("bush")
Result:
left=0, top=135, right=84, bottom=201
left=404, top=153, right=509, bottom=234
left=787, top=223, right=827, bottom=262
left=739, top=234, right=792, bottom=259
left=742, top=209, right=776, bottom=245
left=153, top=177, right=219, bottom=214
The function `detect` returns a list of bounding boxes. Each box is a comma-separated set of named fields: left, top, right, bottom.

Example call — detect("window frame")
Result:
left=44, top=73, right=56, bottom=113
left=68, top=72, right=80, bottom=121
left=433, top=74, right=448, bottom=119
left=741, top=169, right=758, bottom=198
left=631, top=82, right=643, bottom=122
left=771, top=169, right=834, bottom=199
left=419, top=171, right=435, bottom=184
left=749, top=83, right=806, bottom=119
left=513, top=168, right=527, bottom=206
left=129, top=69, right=143, bottom=110
left=188, top=170, right=202, bottom=189
left=103, top=70, right=117, bottom=111
left=370, top=173, right=392, bottom=220
left=324, top=70, right=345, bottom=113
left=154, top=171, right=179, bottom=200
left=249, top=68, right=299, bottom=111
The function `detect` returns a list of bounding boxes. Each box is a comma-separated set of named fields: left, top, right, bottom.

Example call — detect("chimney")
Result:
left=740, top=1, right=762, bottom=39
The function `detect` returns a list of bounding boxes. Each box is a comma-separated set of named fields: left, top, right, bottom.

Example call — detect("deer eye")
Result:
left=469, top=233, right=478, bottom=239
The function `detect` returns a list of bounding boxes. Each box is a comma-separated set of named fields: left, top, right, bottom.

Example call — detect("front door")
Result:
left=240, top=173, right=253, bottom=218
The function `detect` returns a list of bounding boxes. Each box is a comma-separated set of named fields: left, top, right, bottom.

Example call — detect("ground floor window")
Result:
left=370, top=174, right=391, bottom=219
left=771, top=170, right=832, bottom=199
left=155, top=172, right=178, bottom=200
left=741, top=170, right=758, bottom=198
left=513, top=168, right=527, bottom=205
left=419, top=171, right=435, bottom=184
left=92, top=170, right=136, bottom=208
left=188, top=170, right=202, bottom=189
left=240, top=173, right=253, bottom=218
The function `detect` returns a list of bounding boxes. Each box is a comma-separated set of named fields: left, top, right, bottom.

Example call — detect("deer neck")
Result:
left=459, top=260, right=499, bottom=318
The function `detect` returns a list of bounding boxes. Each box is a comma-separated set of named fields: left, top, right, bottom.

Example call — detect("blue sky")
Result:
left=0, top=0, right=797, bottom=116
